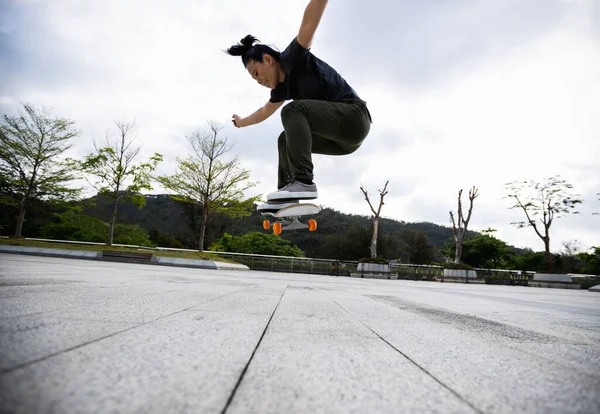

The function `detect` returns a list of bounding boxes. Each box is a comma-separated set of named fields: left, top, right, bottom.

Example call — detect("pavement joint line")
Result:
left=0, top=324, right=142, bottom=375
left=50, top=316, right=146, bottom=326
left=220, top=284, right=289, bottom=414
left=331, top=299, right=485, bottom=414
left=0, top=284, right=266, bottom=376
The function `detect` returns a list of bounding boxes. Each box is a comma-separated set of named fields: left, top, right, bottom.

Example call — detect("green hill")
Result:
left=78, top=193, right=481, bottom=260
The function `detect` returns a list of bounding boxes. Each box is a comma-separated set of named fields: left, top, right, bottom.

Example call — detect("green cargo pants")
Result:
left=277, top=99, right=372, bottom=189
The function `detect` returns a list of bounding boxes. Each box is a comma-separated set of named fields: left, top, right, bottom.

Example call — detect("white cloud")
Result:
left=339, top=1, right=600, bottom=251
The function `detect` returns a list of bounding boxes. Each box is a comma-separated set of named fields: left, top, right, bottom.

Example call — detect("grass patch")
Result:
left=0, top=237, right=238, bottom=264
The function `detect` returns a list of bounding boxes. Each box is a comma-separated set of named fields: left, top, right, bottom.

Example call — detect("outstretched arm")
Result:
left=297, top=0, right=329, bottom=49
left=232, top=100, right=284, bottom=128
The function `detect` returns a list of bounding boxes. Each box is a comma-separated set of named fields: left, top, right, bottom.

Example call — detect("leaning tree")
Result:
left=505, top=175, right=583, bottom=272
left=0, top=102, right=81, bottom=237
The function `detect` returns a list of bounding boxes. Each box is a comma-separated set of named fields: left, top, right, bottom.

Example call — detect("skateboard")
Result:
left=261, top=202, right=321, bottom=235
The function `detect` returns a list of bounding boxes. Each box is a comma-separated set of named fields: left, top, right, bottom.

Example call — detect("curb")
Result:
left=0, top=245, right=249, bottom=271
left=153, top=256, right=249, bottom=271
left=0, top=244, right=101, bottom=260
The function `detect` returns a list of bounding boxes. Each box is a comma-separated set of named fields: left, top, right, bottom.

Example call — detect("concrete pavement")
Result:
left=0, top=244, right=250, bottom=270
left=1, top=252, right=599, bottom=413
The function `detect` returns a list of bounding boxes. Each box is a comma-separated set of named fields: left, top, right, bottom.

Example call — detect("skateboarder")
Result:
left=226, top=0, right=372, bottom=211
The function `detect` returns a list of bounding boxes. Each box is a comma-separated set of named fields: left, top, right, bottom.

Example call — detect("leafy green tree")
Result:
left=378, top=234, right=404, bottom=260
left=400, top=229, right=435, bottom=264
left=111, top=223, right=154, bottom=246
left=158, top=120, right=260, bottom=251
left=505, top=175, right=583, bottom=272
left=504, top=249, right=548, bottom=272
left=443, top=228, right=513, bottom=268
left=40, top=203, right=153, bottom=246
left=210, top=232, right=304, bottom=257
left=576, top=247, right=600, bottom=275
left=320, top=222, right=370, bottom=260
left=41, top=205, right=108, bottom=242
left=148, top=229, right=185, bottom=249
left=79, top=119, right=162, bottom=246
left=0, top=102, right=81, bottom=236
left=554, top=240, right=585, bottom=274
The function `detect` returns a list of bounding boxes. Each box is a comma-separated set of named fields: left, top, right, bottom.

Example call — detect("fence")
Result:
left=394, top=263, right=444, bottom=281
left=2, top=237, right=567, bottom=286
left=211, top=251, right=353, bottom=275
left=476, top=268, right=532, bottom=286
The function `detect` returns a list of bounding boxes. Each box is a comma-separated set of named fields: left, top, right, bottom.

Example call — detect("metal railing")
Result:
left=394, top=263, right=444, bottom=281
left=475, top=268, right=533, bottom=286
left=0, top=236, right=557, bottom=284
left=208, top=250, right=352, bottom=275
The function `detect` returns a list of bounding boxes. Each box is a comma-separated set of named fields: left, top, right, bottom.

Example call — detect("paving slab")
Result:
left=225, top=286, right=477, bottom=413
left=0, top=313, right=138, bottom=372
left=1, top=286, right=285, bottom=414
left=330, top=293, right=600, bottom=414
left=1, top=252, right=599, bottom=414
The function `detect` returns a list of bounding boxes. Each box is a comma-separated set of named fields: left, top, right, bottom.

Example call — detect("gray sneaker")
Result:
left=267, top=180, right=318, bottom=201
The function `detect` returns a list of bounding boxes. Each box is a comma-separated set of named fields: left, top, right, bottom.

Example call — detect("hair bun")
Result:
left=226, top=34, right=259, bottom=56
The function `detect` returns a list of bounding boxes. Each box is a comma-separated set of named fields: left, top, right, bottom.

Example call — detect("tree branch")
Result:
left=359, top=184, right=378, bottom=216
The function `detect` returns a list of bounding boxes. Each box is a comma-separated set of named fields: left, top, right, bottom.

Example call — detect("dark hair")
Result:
left=226, top=34, right=281, bottom=67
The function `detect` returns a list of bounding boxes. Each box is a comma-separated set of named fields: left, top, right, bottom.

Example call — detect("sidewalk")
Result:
left=1, top=253, right=599, bottom=413
left=0, top=244, right=249, bottom=271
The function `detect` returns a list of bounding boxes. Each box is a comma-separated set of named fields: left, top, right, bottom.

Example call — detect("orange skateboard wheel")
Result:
left=263, top=219, right=270, bottom=230
left=273, top=222, right=282, bottom=235
left=308, top=219, right=317, bottom=231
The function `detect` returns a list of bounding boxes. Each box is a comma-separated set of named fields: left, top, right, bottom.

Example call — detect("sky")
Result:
left=1, top=0, right=599, bottom=254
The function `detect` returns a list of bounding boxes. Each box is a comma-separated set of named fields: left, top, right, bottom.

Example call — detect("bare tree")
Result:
left=360, top=179, right=389, bottom=259
left=505, top=175, right=583, bottom=272
left=449, top=186, right=479, bottom=264
left=0, top=102, right=81, bottom=237
left=158, top=120, right=260, bottom=252
left=79, top=119, right=163, bottom=246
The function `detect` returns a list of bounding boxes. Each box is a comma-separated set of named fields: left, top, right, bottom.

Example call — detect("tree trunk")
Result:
left=198, top=206, right=209, bottom=252
left=370, top=218, right=379, bottom=258
left=454, top=240, right=463, bottom=264
left=108, top=197, right=120, bottom=246
left=15, top=197, right=27, bottom=237
left=544, top=236, right=553, bottom=272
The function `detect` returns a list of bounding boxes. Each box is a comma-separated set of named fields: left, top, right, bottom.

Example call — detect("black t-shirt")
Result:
left=270, top=37, right=365, bottom=105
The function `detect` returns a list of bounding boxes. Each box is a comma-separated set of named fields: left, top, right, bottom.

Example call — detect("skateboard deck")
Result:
left=261, top=202, right=321, bottom=235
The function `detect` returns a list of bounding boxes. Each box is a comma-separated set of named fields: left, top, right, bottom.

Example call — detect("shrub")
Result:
left=209, top=232, right=304, bottom=257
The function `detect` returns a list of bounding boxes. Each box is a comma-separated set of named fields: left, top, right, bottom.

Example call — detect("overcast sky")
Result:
left=1, top=0, right=599, bottom=254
